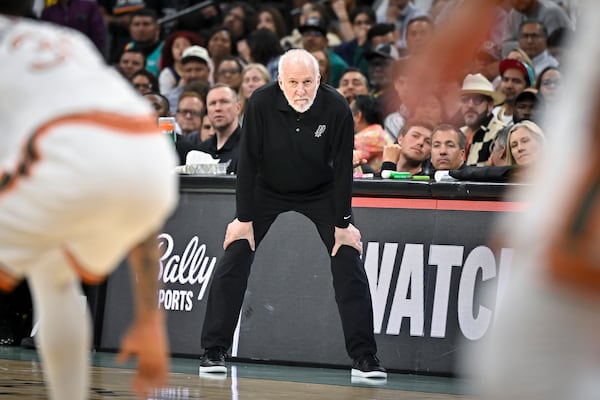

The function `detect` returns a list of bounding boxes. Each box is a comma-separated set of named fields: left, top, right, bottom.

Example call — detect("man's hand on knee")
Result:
left=332, top=223, right=363, bottom=257
left=223, top=218, right=255, bottom=251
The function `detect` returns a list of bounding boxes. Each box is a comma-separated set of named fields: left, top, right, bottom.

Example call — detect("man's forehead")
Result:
left=183, top=61, right=208, bottom=69
left=521, top=22, right=542, bottom=32
left=122, top=53, right=142, bottom=61
left=180, top=96, right=202, bottom=106
left=407, top=126, right=432, bottom=136
left=433, top=130, right=458, bottom=142
left=342, top=72, right=366, bottom=83
left=282, top=65, right=315, bottom=80
left=132, top=16, right=155, bottom=23
left=208, top=87, right=234, bottom=101
left=503, top=68, right=526, bottom=80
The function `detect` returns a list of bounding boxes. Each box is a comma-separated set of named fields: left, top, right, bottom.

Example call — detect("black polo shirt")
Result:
left=196, top=126, right=241, bottom=174
left=237, top=81, right=355, bottom=228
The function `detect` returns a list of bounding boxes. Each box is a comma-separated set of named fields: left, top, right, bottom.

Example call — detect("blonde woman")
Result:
left=506, top=120, right=546, bottom=167
left=238, top=63, right=270, bottom=126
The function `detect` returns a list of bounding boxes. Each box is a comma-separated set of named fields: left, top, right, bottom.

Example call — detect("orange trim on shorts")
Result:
left=62, top=246, right=107, bottom=286
left=35, top=112, right=159, bottom=136
left=0, top=111, right=158, bottom=196
left=0, top=265, right=20, bottom=293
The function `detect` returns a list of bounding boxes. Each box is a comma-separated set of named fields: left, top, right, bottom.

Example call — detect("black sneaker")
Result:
left=199, top=347, right=227, bottom=374
left=20, top=336, right=35, bottom=349
left=351, top=354, right=387, bottom=378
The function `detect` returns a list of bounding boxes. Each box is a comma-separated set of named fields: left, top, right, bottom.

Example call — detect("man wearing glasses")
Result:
left=175, top=92, right=205, bottom=144
left=458, top=73, right=506, bottom=166
left=517, top=20, right=559, bottom=76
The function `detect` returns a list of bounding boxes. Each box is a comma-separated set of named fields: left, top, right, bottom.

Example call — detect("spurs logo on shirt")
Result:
left=314, top=124, right=326, bottom=138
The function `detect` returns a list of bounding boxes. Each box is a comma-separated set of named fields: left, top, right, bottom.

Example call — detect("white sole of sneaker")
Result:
left=351, top=368, right=387, bottom=379
left=199, top=365, right=227, bottom=374
left=351, top=376, right=388, bottom=386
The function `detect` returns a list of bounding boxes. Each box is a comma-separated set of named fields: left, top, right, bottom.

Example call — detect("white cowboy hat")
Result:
left=460, top=73, right=505, bottom=106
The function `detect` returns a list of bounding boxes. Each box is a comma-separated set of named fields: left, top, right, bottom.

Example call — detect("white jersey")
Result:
left=0, top=16, right=178, bottom=292
left=0, top=16, right=152, bottom=171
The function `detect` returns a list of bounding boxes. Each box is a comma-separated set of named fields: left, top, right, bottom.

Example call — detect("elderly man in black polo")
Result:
left=198, top=49, right=386, bottom=380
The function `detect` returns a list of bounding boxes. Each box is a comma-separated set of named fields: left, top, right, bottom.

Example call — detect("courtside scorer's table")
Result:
left=92, top=176, right=525, bottom=376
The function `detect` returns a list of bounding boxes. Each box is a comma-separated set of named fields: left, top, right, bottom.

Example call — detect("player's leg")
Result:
left=26, top=249, right=90, bottom=400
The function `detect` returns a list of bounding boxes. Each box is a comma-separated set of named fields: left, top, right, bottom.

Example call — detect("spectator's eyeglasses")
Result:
left=177, top=109, right=202, bottom=117
left=134, top=83, right=152, bottom=90
left=226, top=12, right=244, bottom=22
left=218, top=68, right=241, bottom=76
left=519, top=33, right=543, bottom=40
left=353, top=19, right=371, bottom=26
left=541, top=79, right=561, bottom=87
left=460, top=94, right=488, bottom=106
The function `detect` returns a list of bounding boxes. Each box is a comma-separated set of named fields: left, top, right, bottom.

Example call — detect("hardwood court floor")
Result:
left=0, top=346, right=476, bottom=399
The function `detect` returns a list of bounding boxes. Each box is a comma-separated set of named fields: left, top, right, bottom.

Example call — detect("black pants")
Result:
left=201, top=187, right=377, bottom=360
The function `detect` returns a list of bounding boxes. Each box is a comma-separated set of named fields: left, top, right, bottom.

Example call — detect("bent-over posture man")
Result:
left=199, top=49, right=386, bottom=379
left=0, top=2, right=178, bottom=399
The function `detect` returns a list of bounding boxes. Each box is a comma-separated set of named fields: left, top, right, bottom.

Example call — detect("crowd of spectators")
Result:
left=0, top=0, right=580, bottom=350
left=31, top=0, right=579, bottom=181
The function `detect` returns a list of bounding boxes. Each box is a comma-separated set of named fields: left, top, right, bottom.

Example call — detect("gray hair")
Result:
left=278, top=49, right=320, bottom=80
left=496, top=126, right=510, bottom=149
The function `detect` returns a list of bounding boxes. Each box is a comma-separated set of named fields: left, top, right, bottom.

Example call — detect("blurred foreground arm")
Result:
left=117, top=233, right=169, bottom=398
left=402, top=1, right=497, bottom=111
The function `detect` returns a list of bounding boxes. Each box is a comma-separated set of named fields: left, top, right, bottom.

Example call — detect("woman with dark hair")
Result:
left=311, top=49, right=331, bottom=85
left=351, top=94, right=393, bottom=174
left=256, top=6, right=288, bottom=39
left=207, top=26, right=236, bottom=81
left=222, top=2, right=257, bottom=42
left=158, top=31, right=204, bottom=95
left=247, top=28, right=284, bottom=80
left=536, top=66, right=562, bottom=105
left=131, top=69, right=159, bottom=95
left=215, top=55, right=246, bottom=92
left=333, top=6, right=374, bottom=76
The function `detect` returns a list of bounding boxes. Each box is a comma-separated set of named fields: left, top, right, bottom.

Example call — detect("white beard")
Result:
left=284, top=93, right=317, bottom=113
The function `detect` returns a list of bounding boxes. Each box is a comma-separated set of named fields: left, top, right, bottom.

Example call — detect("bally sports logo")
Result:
left=156, top=233, right=218, bottom=312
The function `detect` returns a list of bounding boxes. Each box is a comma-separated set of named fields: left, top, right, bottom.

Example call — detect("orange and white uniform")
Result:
left=464, top=1, right=600, bottom=398
left=0, top=16, right=178, bottom=291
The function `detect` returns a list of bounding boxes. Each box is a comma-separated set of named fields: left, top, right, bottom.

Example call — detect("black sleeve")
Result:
left=331, top=101, right=355, bottom=228
left=235, top=95, right=261, bottom=222
left=380, top=161, right=397, bottom=174
left=174, top=135, right=199, bottom=165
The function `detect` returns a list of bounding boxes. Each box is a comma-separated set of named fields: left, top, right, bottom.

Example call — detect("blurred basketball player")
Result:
left=0, top=1, right=177, bottom=399
left=383, top=1, right=600, bottom=398
left=470, top=1, right=600, bottom=398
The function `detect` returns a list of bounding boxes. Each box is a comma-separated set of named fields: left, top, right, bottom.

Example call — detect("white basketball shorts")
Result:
left=0, top=112, right=178, bottom=291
